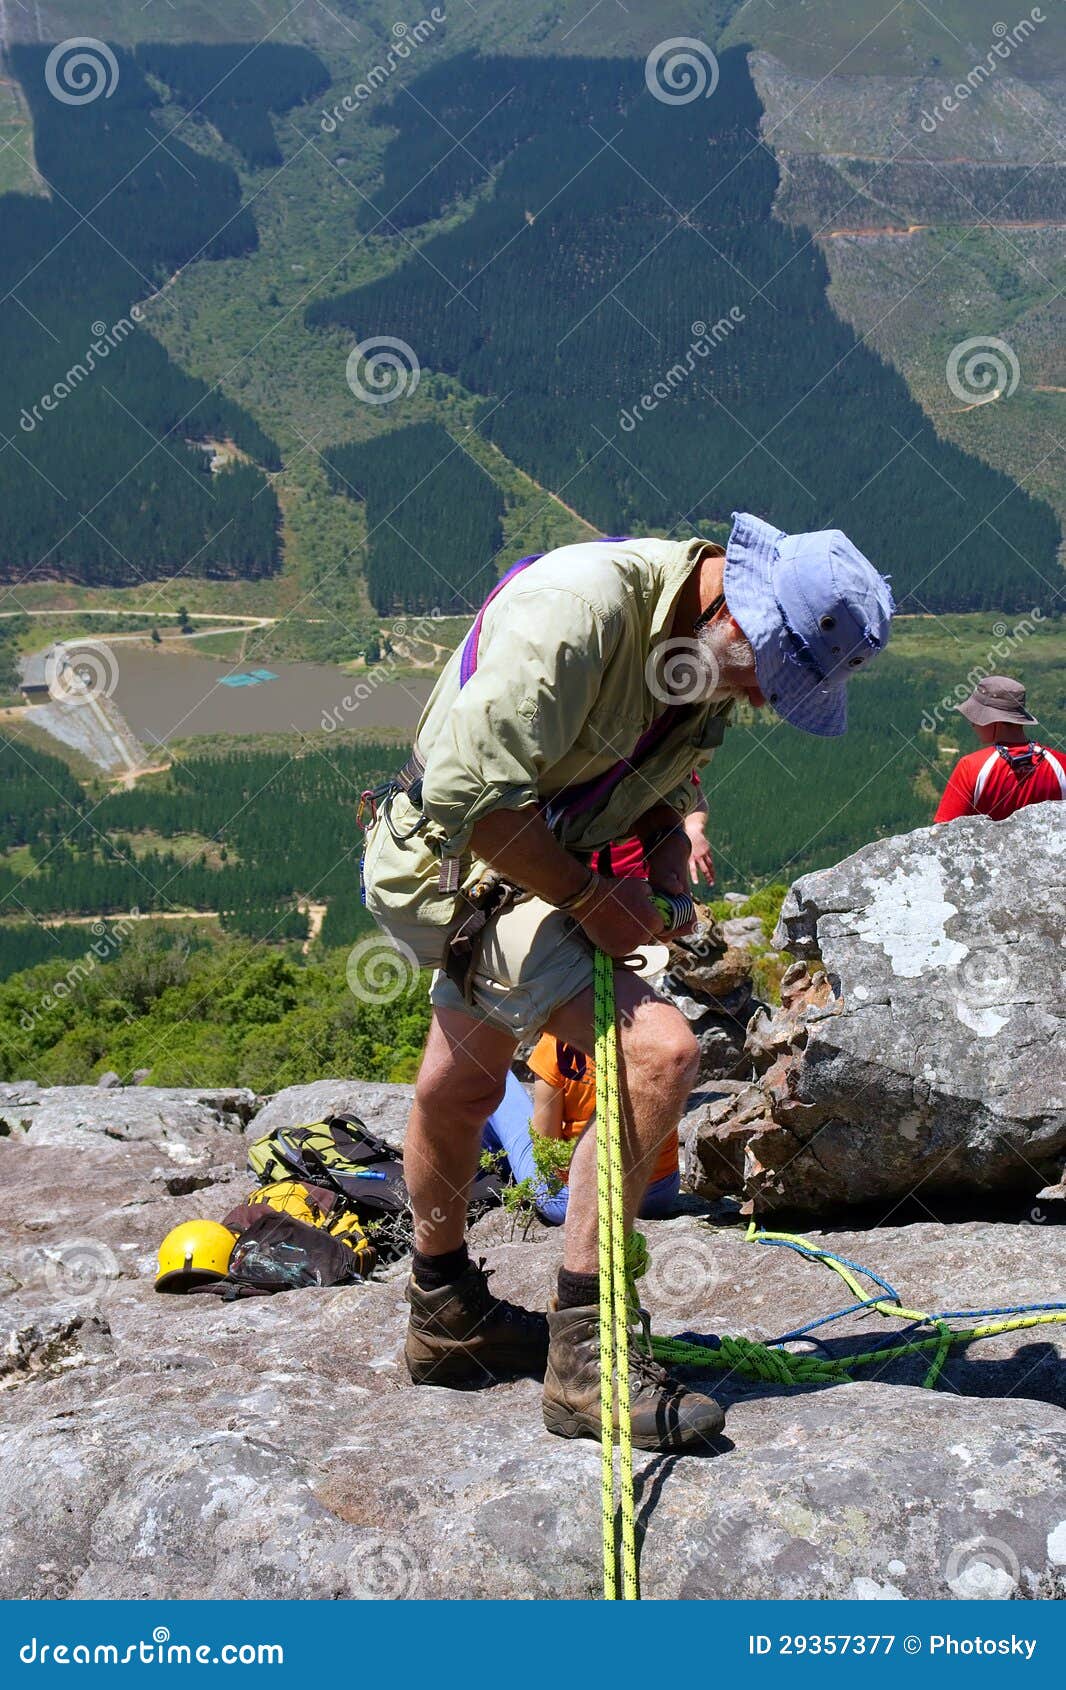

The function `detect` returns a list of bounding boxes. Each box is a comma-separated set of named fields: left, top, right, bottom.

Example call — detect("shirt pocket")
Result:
left=581, top=699, right=646, bottom=763
left=694, top=703, right=731, bottom=754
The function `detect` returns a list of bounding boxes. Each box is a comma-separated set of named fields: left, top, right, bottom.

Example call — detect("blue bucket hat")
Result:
left=723, top=512, right=895, bottom=737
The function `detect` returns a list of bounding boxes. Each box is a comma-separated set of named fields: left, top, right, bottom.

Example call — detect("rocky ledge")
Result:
left=1, top=1073, right=1064, bottom=1600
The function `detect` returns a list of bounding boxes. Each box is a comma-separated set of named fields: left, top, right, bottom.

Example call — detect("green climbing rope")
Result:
left=642, top=1222, right=1066, bottom=1389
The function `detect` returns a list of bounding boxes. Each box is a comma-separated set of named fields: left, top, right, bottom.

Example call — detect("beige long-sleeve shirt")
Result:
left=362, top=536, right=733, bottom=945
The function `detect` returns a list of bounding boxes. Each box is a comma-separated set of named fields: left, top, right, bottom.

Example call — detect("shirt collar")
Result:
left=649, top=537, right=721, bottom=641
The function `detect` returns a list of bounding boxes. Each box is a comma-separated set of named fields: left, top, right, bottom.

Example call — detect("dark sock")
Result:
left=557, top=1266, right=599, bottom=1310
left=412, top=1242, right=470, bottom=1290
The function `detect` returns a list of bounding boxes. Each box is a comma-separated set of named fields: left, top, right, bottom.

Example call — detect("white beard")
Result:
left=696, top=622, right=757, bottom=702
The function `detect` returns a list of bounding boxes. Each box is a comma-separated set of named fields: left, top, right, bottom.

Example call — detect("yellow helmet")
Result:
left=155, top=1219, right=236, bottom=1292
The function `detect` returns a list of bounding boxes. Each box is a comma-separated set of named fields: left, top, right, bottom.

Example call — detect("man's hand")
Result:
left=577, top=876, right=665, bottom=957
left=644, top=830, right=691, bottom=896
left=685, top=813, right=715, bottom=887
left=681, top=799, right=715, bottom=887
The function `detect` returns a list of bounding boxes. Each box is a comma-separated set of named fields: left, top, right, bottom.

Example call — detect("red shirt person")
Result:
left=934, top=675, right=1065, bottom=823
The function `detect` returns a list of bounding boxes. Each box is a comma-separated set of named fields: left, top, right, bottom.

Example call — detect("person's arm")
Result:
left=471, top=806, right=666, bottom=955
left=626, top=800, right=689, bottom=896
left=631, top=780, right=714, bottom=892
left=683, top=793, right=715, bottom=886
left=532, top=1075, right=565, bottom=1140
left=933, top=758, right=976, bottom=823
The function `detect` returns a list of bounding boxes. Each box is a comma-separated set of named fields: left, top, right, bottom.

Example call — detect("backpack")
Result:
left=247, top=1113, right=502, bottom=1226
left=224, top=1179, right=375, bottom=1278
left=223, top=1210, right=365, bottom=1297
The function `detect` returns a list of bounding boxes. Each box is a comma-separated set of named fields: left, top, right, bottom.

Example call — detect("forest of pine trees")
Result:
left=309, top=49, right=1060, bottom=613
left=323, top=423, right=503, bottom=613
left=0, top=737, right=394, bottom=960
left=0, top=45, right=303, bottom=584
left=136, top=44, right=329, bottom=169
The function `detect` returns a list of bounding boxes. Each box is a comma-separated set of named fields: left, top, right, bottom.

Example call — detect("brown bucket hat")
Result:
left=956, top=674, right=1038, bottom=728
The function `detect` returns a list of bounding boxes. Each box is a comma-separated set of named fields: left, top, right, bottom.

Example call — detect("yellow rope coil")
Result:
left=594, top=949, right=638, bottom=1601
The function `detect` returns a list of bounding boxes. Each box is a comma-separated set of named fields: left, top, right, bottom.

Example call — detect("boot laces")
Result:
left=628, top=1345, right=678, bottom=1397
left=468, top=1259, right=541, bottom=1329
left=626, top=1312, right=685, bottom=1400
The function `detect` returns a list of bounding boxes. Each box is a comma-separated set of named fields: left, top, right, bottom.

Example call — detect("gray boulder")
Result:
left=720, top=914, right=767, bottom=950
left=689, top=806, right=1066, bottom=1215
left=5, top=1086, right=256, bottom=1150
left=250, top=1080, right=415, bottom=1147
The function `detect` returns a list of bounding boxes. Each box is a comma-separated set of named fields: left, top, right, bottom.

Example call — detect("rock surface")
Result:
left=720, top=914, right=767, bottom=951
left=654, top=913, right=763, bottom=1082
left=249, top=1080, right=415, bottom=1148
left=688, top=807, right=1066, bottom=1215
left=1, top=1078, right=1064, bottom=1600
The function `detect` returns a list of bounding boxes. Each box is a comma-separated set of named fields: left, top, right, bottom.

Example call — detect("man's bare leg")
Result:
left=404, top=1006, right=516, bottom=1254
left=402, top=1006, right=549, bottom=1386
left=544, top=966, right=699, bottom=1273
left=540, top=966, right=724, bottom=1450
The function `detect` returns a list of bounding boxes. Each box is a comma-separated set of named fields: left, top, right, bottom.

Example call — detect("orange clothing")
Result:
left=527, top=1033, right=679, bottom=1186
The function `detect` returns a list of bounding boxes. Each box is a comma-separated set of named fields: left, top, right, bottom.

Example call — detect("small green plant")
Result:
left=531, top=1132, right=575, bottom=1187
left=705, top=882, right=793, bottom=1002
left=481, top=1133, right=576, bottom=1239
left=502, top=1177, right=539, bottom=1238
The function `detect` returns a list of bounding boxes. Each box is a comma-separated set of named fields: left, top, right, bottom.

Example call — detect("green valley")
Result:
left=0, top=0, right=1062, bottom=1088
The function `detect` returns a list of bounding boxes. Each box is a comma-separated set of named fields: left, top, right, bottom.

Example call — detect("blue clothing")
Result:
left=482, top=1070, right=681, bottom=1226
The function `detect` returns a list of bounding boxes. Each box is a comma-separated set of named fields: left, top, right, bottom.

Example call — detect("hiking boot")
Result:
left=542, top=1302, right=725, bottom=1452
left=404, top=1259, right=549, bottom=1386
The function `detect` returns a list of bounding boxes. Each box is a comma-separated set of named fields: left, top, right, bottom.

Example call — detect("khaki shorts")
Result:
left=430, top=895, right=594, bottom=1043
left=363, top=805, right=594, bottom=1043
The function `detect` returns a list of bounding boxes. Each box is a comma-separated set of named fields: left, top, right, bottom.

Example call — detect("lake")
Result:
left=110, top=645, right=433, bottom=744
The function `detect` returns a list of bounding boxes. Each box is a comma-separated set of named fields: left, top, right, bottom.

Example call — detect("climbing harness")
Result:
left=593, top=896, right=1066, bottom=1602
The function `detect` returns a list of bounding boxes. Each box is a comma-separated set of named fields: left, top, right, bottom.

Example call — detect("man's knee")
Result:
left=626, top=1014, right=699, bottom=1100
left=415, top=1050, right=506, bottom=1123
left=660, top=1024, right=700, bottom=1096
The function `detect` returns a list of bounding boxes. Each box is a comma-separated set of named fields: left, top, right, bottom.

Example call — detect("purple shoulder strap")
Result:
left=458, top=553, right=542, bottom=687
left=458, top=539, right=633, bottom=688
left=457, top=538, right=679, bottom=830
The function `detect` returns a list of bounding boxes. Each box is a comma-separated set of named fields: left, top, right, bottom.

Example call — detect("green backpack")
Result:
left=249, top=1113, right=503, bottom=1224
left=247, top=1113, right=503, bottom=1264
left=247, top=1113, right=413, bottom=1222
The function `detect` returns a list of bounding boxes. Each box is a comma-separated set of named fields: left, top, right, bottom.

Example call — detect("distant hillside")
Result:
left=2, top=1, right=1061, bottom=615
left=309, top=48, right=1059, bottom=613
left=741, top=4, right=1066, bottom=552
left=0, top=45, right=304, bottom=585
left=2, top=1, right=741, bottom=54
left=725, top=0, right=1066, bottom=81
